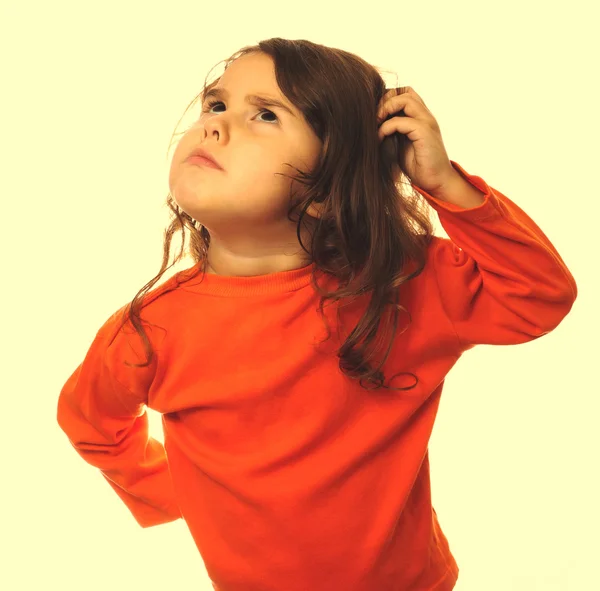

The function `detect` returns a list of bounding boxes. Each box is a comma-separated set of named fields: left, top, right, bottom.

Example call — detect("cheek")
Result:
left=231, top=155, right=292, bottom=190
left=169, top=139, right=299, bottom=206
left=169, top=165, right=289, bottom=220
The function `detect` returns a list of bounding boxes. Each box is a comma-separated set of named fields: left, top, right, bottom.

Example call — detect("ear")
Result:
left=305, top=200, right=325, bottom=219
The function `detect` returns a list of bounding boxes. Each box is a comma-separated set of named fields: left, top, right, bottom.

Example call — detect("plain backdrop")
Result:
left=2, top=1, right=597, bottom=590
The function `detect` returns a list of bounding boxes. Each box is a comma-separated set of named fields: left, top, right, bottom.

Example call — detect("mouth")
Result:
left=186, top=154, right=223, bottom=170
left=186, top=149, right=223, bottom=170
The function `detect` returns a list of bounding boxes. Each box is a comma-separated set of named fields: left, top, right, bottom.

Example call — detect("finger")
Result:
left=377, top=94, right=417, bottom=123
left=384, top=86, right=410, bottom=98
left=378, top=95, right=435, bottom=127
left=401, top=86, right=427, bottom=105
left=395, top=86, right=428, bottom=106
left=381, top=86, right=427, bottom=109
left=377, top=115, right=419, bottom=141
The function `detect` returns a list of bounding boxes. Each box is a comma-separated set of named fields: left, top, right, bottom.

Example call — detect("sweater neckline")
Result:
left=175, top=260, right=321, bottom=297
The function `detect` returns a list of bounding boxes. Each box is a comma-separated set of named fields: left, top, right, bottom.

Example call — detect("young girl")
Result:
left=57, top=38, right=577, bottom=591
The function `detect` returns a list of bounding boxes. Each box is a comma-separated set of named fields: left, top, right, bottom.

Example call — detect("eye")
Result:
left=202, top=100, right=279, bottom=124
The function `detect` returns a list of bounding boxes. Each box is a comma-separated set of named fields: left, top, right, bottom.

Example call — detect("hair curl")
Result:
left=119, top=38, right=435, bottom=392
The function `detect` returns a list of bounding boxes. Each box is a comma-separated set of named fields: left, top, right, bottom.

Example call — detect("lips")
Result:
left=187, top=148, right=223, bottom=170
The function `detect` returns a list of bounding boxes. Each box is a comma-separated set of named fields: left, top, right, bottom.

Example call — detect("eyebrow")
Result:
left=203, top=87, right=296, bottom=118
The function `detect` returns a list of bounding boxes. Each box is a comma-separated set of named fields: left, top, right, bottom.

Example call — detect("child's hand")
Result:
left=376, top=86, right=458, bottom=196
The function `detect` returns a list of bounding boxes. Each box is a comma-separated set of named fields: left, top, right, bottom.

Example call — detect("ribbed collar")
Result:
left=175, top=260, right=324, bottom=297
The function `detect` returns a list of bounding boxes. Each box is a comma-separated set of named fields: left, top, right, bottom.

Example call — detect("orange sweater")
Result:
left=57, top=161, right=577, bottom=591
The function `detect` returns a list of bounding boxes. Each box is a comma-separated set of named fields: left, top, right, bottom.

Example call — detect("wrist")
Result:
left=430, top=169, right=486, bottom=209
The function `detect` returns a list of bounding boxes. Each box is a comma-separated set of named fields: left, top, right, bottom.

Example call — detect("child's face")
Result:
left=168, top=51, right=324, bottom=276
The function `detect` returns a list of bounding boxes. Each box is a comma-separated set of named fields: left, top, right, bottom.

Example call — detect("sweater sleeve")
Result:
left=56, top=306, right=182, bottom=528
left=413, top=160, right=577, bottom=351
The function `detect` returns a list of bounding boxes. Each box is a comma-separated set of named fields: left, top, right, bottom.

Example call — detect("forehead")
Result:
left=221, top=51, right=276, bottom=84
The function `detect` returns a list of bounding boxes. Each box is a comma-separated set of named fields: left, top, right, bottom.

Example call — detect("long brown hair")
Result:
left=119, top=38, right=435, bottom=392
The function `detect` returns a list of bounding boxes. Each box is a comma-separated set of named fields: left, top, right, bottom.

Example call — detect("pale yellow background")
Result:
left=2, top=1, right=597, bottom=589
